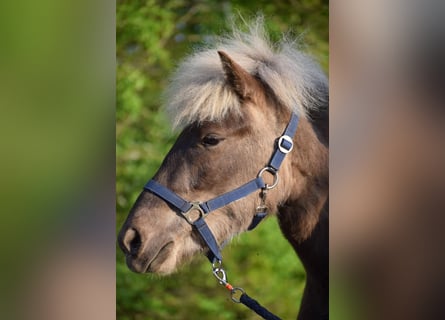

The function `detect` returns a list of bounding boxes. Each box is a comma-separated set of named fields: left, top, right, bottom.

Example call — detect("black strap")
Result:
left=240, top=293, right=282, bottom=320
left=247, top=211, right=267, bottom=231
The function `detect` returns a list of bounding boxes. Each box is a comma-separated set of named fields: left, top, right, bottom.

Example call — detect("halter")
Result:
left=144, top=112, right=299, bottom=262
left=143, top=112, right=299, bottom=320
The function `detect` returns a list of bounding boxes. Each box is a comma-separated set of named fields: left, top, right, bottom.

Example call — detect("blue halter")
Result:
left=144, top=113, right=299, bottom=263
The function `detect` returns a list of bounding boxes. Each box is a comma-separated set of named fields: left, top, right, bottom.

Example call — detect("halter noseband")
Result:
left=144, top=112, right=299, bottom=263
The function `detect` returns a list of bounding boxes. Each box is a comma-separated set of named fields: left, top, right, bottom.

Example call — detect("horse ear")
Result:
left=218, top=51, right=256, bottom=100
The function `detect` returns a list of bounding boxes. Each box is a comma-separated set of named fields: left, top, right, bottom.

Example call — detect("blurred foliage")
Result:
left=117, top=0, right=328, bottom=319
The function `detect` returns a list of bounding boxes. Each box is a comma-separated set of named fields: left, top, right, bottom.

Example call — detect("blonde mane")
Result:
left=165, top=17, right=328, bottom=129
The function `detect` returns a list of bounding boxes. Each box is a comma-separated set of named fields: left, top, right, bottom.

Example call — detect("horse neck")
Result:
left=294, top=204, right=329, bottom=320
left=277, top=115, right=329, bottom=319
left=277, top=115, right=328, bottom=243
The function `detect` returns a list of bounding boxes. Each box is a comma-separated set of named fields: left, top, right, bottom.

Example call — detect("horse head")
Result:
left=119, top=51, right=297, bottom=274
left=118, top=23, right=328, bottom=279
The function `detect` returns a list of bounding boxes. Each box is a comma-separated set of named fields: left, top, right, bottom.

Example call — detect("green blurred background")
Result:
left=116, top=1, right=328, bottom=319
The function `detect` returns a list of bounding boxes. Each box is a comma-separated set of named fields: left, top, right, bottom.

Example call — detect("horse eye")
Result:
left=201, top=135, right=222, bottom=146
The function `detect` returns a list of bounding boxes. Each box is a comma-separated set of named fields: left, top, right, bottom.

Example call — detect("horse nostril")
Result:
left=122, top=228, right=142, bottom=256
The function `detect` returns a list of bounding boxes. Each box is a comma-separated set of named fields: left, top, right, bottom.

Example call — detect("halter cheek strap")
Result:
left=144, top=112, right=299, bottom=263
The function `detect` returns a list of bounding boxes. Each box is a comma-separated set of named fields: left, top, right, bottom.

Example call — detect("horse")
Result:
left=118, top=20, right=329, bottom=319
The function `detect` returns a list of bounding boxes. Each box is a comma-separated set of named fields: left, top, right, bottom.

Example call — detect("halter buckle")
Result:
left=181, top=201, right=207, bottom=224
left=278, top=135, right=294, bottom=154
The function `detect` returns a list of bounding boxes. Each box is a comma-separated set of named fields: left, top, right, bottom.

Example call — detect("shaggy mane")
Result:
left=165, top=17, right=328, bottom=129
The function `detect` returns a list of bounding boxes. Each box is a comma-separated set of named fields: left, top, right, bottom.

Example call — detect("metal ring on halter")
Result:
left=231, top=287, right=246, bottom=303
left=181, top=201, right=207, bottom=224
left=257, top=166, right=279, bottom=190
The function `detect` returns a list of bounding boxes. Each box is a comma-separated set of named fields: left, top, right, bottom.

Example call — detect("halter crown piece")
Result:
left=143, top=112, right=299, bottom=263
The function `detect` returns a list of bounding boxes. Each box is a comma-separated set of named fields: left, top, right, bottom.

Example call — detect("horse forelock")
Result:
left=164, top=17, right=328, bottom=129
